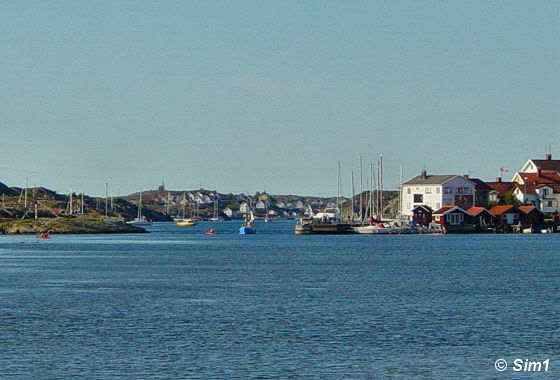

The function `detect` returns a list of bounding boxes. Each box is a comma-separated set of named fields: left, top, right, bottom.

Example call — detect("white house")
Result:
left=223, top=207, right=234, bottom=218
left=401, top=170, right=476, bottom=218
left=512, top=154, right=560, bottom=214
left=239, top=202, right=250, bottom=214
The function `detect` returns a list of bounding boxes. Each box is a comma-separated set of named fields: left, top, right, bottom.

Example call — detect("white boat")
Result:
left=127, top=191, right=152, bottom=226
left=209, top=199, right=221, bottom=222
left=353, top=225, right=378, bottom=234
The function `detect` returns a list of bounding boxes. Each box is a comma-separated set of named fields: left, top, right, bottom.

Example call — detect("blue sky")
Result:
left=1, top=1, right=558, bottom=196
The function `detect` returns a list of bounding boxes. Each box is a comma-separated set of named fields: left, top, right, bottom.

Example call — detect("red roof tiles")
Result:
left=489, top=205, right=515, bottom=216
left=466, top=207, right=490, bottom=216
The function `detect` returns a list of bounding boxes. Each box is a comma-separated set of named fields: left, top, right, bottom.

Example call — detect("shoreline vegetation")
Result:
left=0, top=216, right=147, bottom=235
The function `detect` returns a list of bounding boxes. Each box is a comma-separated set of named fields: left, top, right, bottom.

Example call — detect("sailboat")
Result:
left=175, top=192, right=197, bottom=227
left=209, top=199, right=220, bottom=222
left=127, top=191, right=152, bottom=226
left=264, top=201, right=271, bottom=223
left=240, top=211, right=256, bottom=235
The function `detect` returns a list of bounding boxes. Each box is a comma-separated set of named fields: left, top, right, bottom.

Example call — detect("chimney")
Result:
left=545, top=153, right=552, bottom=160
left=421, top=169, right=427, bottom=179
left=464, top=174, right=470, bottom=179
left=496, top=177, right=502, bottom=183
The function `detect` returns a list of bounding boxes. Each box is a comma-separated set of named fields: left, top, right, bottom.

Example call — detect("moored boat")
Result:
left=127, top=191, right=152, bottom=226
left=240, top=211, right=256, bottom=235
left=176, top=218, right=197, bottom=227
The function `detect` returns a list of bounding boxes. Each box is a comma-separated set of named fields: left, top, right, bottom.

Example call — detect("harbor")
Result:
left=2, top=153, right=560, bottom=237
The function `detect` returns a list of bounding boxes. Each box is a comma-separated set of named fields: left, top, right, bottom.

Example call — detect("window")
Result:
left=413, top=194, right=423, bottom=203
left=447, top=213, right=464, bottom=225
left=436, top=187, right=441, bottom=194
left=407, top=188, right=411, bottom=195
left=425, top=187, right=432, bottom=194
left=456, top=187, right=464, bottom=194
left=444, top=187, right=452, bottom=194
left=547, top=200, right=553, bottom=207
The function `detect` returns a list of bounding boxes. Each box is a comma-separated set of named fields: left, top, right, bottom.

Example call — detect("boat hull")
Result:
left=239, top=226, right=256, bottom=235
left=176, top=219, right=197, bottom=227
left=308, top=223, right=353, bottom=235
left=127, top=219, right=152, bottom=227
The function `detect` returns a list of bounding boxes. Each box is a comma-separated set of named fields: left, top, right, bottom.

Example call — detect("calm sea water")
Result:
left=1, top=221, right=558, bottom=379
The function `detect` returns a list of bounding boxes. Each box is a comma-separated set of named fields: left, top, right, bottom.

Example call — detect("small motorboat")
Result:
left=176, top=218, right=197, bottom=227
left=205, top=228, right=216, bottom=236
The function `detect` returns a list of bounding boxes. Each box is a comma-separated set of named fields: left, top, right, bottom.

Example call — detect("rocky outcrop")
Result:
left=0, top=216, right=147, bottom=235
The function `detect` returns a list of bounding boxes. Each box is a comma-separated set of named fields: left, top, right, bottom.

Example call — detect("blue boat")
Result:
left=239, top=226, right=256, bottom=235
left=240, top=211, right=257, bottom=235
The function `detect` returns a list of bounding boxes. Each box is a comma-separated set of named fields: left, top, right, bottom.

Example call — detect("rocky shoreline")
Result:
left=0, top=216, right=147, bottom=235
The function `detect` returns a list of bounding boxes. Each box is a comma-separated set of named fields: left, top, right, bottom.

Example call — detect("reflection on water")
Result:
left=0, top=221, right=558, bottom=379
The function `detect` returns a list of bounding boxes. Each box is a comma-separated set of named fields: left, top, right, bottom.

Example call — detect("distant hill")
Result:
left=0, top=182, right=18, bottom=196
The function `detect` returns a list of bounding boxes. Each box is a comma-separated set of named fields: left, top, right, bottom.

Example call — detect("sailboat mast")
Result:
left=369, top=161, right=374, bottom=223
left=336, top=160, right=340, bottom=216
left=379, top=155, right=383, bottom=220
left=105, top=183, right=109, bottom=217
left=351, top=170, right=355, bottom=223
left=138, top=192, right=142, bottom=220
left=399, top=165, right=403, bottom=221
left=359, top=155, right=363, bottom=224
left=69, top=189, right=73, bottom=215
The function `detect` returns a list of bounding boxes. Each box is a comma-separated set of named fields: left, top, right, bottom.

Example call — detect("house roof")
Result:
left=489, top=205, right=516, bottom=216
left=468, top=178, right=492, bottom=191
left=518, top=171, right=560, bottom=184
left=486, top=181, right=514, bottom=195
left=433, top=206, right=466, bottom=215
left=412, top=205, right=433, bottom=213
left=518, top=205, right=539, bottom=215
left=466, top=207, right=492, bottom=217
left=531, top=159, right=560, bottom=173
left=403, top=174, right=457, bottom=186
left=515, top=171, right=560, bottom=194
